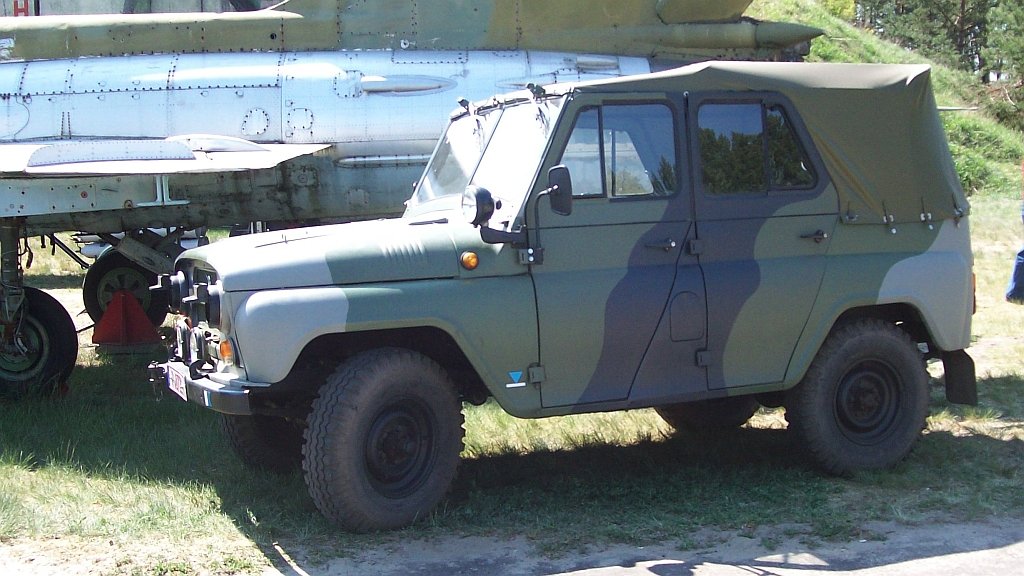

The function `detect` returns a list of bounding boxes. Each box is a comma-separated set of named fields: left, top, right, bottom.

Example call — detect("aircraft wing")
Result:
left=0, top=135, right=329, bottom=176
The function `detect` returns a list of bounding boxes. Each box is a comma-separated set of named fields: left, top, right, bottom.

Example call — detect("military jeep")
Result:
left=149, top=61, right=977, bottom=532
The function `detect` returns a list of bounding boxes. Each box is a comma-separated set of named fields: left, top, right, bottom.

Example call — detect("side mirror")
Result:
left=463, top=185, right=495, bottom=227
left=547, top=165, right=573, bottom=216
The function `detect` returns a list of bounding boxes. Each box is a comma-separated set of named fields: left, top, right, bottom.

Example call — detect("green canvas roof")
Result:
left=572, top=61, right=968, bottom=226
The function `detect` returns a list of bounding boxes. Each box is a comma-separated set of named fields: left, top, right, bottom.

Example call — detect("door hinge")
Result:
left=686, top=239, right=703, bottom=255
left=518, top=247, right=544, bottom=265
left=696, top=350, right=711, bottom=367
left=528, top=365, right=546, bottom=386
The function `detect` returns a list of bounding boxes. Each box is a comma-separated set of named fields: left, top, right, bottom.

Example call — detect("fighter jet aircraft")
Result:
left=0, top=0, right=822, bottom=396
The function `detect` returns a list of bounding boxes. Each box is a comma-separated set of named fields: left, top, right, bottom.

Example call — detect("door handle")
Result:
left=800, top=230, right=830, bottom=244
left=645, top=238, right=677, bottom=252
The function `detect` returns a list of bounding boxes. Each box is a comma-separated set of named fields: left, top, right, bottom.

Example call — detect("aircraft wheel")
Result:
left=83, top=251, right=168, bottom=326
left=0, top=287, right=78, bottom=398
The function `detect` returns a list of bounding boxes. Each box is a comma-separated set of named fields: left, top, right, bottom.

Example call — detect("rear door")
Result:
left=688, top=93, right=838, bottom=390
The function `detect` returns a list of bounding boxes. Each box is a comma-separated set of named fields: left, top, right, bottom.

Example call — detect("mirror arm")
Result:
left=480, top=227, right=526, bottom=245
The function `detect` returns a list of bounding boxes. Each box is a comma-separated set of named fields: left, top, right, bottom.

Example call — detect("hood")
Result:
left=185, top=218, right=461, bottom=292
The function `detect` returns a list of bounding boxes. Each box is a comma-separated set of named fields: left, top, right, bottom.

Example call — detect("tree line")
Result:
left=823, top=1, right=1024, bottom=129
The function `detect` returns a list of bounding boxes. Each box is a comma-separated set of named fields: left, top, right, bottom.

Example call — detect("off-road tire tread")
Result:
left=302, top=348, right=464, bottom=532
left=221, top=414, right=303, bottom=474
left=786, top=318, right=929, bottom=476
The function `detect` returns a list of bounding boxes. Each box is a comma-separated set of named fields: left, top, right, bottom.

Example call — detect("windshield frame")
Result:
left=404, top=94, right=567, bottom=225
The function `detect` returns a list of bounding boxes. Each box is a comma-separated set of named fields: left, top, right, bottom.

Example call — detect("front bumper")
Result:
left=148, top=360, right=253, bottom=415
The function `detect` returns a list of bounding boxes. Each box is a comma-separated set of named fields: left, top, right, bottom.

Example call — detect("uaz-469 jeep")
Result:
left=150, top=62, right=976, bottom=532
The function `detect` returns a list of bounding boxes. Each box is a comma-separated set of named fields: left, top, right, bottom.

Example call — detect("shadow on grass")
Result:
left=25, top=273, right=84, bottom=290
left=1, top=360, right=1022, bottom=573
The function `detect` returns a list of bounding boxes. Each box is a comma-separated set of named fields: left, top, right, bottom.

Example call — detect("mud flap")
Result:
left=941, top=349, right=977, bottom=406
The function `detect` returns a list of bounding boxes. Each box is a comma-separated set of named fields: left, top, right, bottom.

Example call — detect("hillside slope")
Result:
left=750, top=0, right=1024, bottom=198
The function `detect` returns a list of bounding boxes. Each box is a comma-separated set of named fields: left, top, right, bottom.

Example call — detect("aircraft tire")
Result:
left=0, top=287, right=78, bottom=399
left=83, top=251, right=168, bottom=326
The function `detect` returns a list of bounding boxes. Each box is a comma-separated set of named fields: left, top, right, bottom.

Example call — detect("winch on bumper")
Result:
left=148, top=271, right=254, bottom=415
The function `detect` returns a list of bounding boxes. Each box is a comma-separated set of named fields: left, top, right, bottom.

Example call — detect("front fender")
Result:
left=229, top=277, right=543, bottom=416
left=232, top=286, right=350, bottom=384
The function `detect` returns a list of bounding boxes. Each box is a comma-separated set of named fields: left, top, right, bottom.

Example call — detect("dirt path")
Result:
left=254, top=519, right=1024, bottom=576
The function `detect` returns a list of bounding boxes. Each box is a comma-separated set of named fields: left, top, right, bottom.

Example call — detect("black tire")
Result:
left=82, top=251, right=168, bottom=326
left=0, top=287, right=78, bottom=398
left=785, top=319, right=929, bottom=476
left=222, top=414, right=304, bottom=474
left=655, top=396, right=760, bottom=433
left=303, top=348, right=464, bottom=532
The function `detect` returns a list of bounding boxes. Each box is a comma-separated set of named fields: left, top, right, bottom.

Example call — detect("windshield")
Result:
left=406, top=96, right=565, bottom=226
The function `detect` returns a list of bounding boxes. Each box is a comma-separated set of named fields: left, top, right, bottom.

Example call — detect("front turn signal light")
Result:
left=219, top=339, right=236, bottom=366
left=460, top=251, right=479, bottom=270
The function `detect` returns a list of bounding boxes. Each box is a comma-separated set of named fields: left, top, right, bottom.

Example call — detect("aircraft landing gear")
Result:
left=82, top=251, right=168, bottom=326
left=79, top=228, right=205, bottom=327
left=0, top=219, right=78, bottom=398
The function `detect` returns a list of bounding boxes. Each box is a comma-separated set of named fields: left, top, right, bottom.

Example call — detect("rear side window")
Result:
left=558, top=103, right=677, bottom=198
left=698, top=101, right=815, bottom=195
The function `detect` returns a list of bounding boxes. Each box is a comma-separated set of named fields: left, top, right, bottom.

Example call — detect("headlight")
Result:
left=182, top=281, right=223, bottom=328
left=167, top=271, right=187, bottom=313
left=206, top=283, right=223, bottom=328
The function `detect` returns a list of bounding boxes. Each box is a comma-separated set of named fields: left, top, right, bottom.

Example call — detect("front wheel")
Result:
left=303, top=348, right=464, bottom=532
left=786, top=319, right=929, bottom=476
left=0, top=287, right=78, bottom=398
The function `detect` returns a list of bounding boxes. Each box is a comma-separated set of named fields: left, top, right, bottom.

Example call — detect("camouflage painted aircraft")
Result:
left=0, top=0, right=822, bottom=397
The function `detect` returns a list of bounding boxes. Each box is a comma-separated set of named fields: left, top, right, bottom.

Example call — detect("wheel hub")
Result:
left=0, top=318, right=43, bottom=376
left=365, top=401, right=434, bottom=498
left=835, top=360, right=900, bottom=444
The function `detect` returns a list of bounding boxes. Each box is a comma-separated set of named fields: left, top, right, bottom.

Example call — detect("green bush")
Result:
left=819, top=0, right=854, bottom=20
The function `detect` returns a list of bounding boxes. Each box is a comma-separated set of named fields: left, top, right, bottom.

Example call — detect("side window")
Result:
left=558, top=103, right=676, bottom=198
left=697, top=101, right=815, bottom=195
left=766, top=106, right=815, bottom=189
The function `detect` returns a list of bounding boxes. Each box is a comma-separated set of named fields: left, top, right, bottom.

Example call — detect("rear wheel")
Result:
left=0, top=287, right=77, bottom=398
left=303, top=348, right=464, bottom=532
left=222, top=414, right=304, bottom=474
left=655, top=396, right=760, bottom=433
left=786, top=319, right=929, bottom=476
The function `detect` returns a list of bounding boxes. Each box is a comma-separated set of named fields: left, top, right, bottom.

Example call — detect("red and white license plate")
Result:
left=168, top=366, right=188, bottom=402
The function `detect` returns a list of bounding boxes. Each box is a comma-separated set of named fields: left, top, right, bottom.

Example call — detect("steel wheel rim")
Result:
left=834, top=359, right=901, bottom=445
left=0, top=315, right=48, bottom=380
left=364, top=398, right=435, bottom=499
left=97, top=266, right=152, bottom=313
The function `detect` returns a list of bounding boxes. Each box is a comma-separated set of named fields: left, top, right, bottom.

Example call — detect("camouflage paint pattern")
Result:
left=165, top=61, right=972, bottom=420
left=0, top=0, right=820, bottom=63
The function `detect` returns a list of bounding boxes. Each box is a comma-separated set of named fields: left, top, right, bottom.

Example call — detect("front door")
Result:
left=530, top=98, right=699, bottom=408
